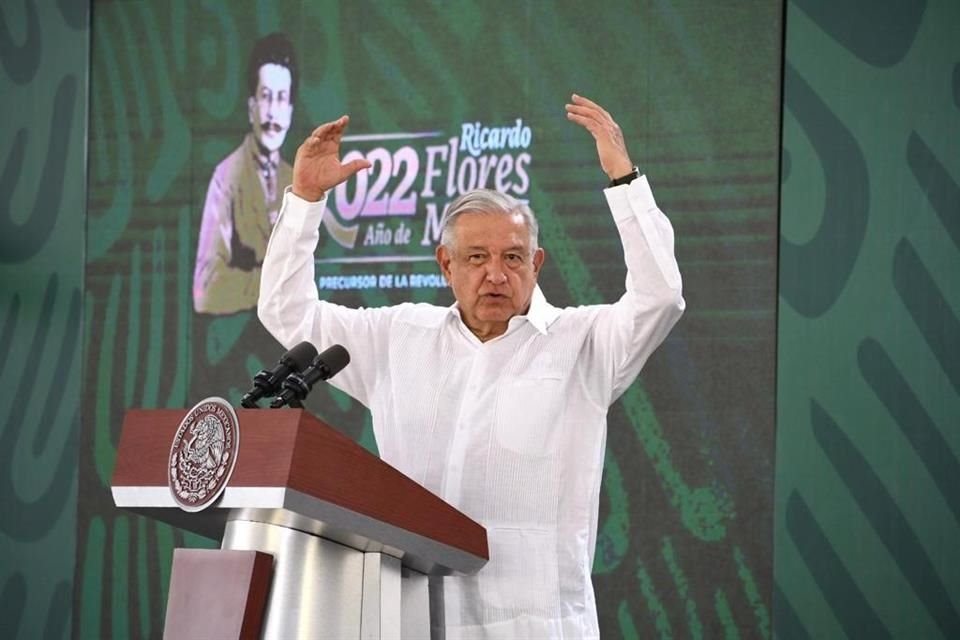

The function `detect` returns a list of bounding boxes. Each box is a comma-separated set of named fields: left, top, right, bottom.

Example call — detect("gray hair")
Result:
left=439, top=189, right=540, bottom=252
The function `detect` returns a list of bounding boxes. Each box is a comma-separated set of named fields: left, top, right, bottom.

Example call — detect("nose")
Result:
left=260, top=95, right=281, bottom=118
left=485, top=260, right=507, bottom=285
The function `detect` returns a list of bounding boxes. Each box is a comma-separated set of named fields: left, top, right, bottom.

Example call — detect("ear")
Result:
left=532, top=247, right=546, bottom=276
left=436, top=245, right=453, bottom=279
left=248, top=96, right=256, bottom=126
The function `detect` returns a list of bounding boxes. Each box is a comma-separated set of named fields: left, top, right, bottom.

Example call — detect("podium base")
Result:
left=222, top=517, right=430, bottom=639
left=163, top=549, right=273, bottom=640
left=223, top=519, right=363, bottom=638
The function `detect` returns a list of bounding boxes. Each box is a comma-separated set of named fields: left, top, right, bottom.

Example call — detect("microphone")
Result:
left=240, top=341, right=318, bottom=408
left=270, top=344, right=350, bottom=408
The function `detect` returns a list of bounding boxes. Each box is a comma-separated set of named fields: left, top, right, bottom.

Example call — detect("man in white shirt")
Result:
left=258, top=95, right=685, bottom=639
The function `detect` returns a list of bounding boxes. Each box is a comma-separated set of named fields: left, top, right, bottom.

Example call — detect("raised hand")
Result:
left=565, top=94, right=634, bottom=181
left=292, top=115, right=372, bottom=202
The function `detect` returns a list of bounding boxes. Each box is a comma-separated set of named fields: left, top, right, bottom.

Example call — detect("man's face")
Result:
left=436, top=211, right=545, bottom=341
left=248, top=63, right=293, bottom=153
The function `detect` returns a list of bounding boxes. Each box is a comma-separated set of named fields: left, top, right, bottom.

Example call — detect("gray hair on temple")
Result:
left=439, top=189, right=540, bottom=252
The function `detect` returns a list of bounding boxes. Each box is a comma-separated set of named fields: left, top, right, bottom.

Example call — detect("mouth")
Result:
left=260, top=122, right=284, bottom=134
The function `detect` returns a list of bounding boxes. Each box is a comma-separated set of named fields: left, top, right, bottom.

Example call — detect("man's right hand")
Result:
left=291, top=115, right=372, bottom=202
left=565, top=94, right=634, bottom=181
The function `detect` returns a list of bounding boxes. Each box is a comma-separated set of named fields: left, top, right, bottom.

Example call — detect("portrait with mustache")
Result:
left=193, top=32, right=298, bottom=317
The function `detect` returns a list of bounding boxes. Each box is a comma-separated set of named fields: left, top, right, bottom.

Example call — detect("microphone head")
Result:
left=316, top=344, right=350, bottom=379
left=244, top=341, right=320, bottom=408
left=283, top=341, right=319, bottom=372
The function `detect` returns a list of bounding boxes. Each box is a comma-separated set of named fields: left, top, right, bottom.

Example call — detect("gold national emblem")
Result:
left=168, top=397, right=240, bottom=512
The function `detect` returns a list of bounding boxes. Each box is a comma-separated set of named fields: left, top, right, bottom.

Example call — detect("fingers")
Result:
left=565, top=105, right=600, bottom=122
left=570, top=93, right=610, bottom=117
left=566, top=106, right=613, bottom=140
left=341, top=157, right=373, bottom=178
left=309, top=115, right=350, bottom=141
left=567, top=94, right=611, bottom=121
left=566, top=112, right=602, bottom=136
left=566, top=94, right=612, bottom=126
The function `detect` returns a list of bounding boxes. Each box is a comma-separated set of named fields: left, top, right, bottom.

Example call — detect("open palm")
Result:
left=292, top=115, right=372, bottom=202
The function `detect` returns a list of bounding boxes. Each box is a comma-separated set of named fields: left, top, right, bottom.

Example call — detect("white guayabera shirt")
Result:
left=259, top=177, right=684, bottom=639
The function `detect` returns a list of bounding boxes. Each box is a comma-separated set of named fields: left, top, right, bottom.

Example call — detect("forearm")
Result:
left=605, top=175, right=684, bottom=307
left=257, top=189, right=327, bottom=348
left=258, top=190, right=389, bottom=405
left=595, top=176, right=685, bottom=396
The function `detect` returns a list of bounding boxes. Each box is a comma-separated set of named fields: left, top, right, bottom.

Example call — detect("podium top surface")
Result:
left=112, top=408, right=488, bottom=575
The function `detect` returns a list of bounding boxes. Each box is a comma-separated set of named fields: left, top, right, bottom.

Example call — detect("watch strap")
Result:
left=608, top=166, right=640, bottom=188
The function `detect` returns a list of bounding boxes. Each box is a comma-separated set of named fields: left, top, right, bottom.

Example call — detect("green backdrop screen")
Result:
left=79, top=1, right=781, bottom=636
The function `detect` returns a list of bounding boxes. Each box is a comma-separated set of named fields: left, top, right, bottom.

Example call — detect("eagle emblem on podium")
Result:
left=169, top=397, right=239, bottom=511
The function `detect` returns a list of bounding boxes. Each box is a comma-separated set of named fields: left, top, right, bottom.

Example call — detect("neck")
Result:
left=466, top=319, right=508, bottom=342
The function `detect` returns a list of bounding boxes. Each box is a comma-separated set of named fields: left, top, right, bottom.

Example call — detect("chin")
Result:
left=258, top=133, right=286, bottom=152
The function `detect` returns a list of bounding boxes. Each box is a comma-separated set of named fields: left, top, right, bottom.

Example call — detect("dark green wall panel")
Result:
left=775, top=0, right=960, bottom=637
left=0, top=1, right=88, bottom=639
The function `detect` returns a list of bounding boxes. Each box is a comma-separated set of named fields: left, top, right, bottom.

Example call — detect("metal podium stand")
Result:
left=112, top=409, right=488, bottom=639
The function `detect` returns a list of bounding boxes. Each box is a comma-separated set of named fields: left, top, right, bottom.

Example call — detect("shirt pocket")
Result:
left=494, top=370, right=565, bottom=456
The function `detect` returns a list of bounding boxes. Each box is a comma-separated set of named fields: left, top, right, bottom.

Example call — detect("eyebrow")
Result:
left=462, top=244, right=526, bottom=252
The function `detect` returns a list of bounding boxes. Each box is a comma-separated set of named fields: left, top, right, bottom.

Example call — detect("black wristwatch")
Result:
left=608, top=166, right=640, bottom=188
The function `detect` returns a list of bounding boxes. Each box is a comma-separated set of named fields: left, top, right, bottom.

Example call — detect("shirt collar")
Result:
left=245, top=133, right=279, bottom=174
left=446, top=285, right=560, bottom=337
left=524, top=285, right=561, bottom=334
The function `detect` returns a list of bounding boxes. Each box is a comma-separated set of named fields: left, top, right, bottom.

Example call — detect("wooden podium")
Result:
left=112, top=408, right=488, bottom=639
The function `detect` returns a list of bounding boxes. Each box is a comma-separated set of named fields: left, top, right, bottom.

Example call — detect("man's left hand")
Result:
left=565, top=94, right=634, bottom=181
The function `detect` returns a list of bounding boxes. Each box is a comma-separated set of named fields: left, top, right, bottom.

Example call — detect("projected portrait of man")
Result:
left=192, top=32, right=297, bottom=315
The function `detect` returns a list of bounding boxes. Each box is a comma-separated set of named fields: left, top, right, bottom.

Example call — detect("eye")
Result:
left=467, top=254, right=486, bottom=265
left=505, top=253, right=523, bottom=265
